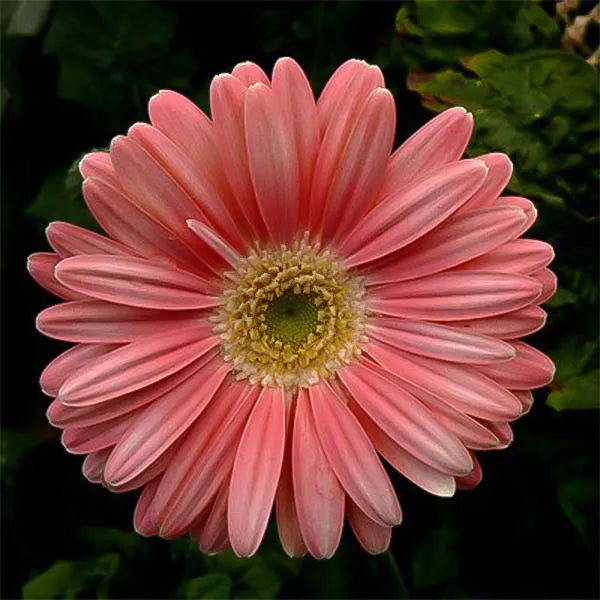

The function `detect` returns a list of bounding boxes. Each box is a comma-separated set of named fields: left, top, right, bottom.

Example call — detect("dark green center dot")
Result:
left=263, top=289, right=319, bottom=344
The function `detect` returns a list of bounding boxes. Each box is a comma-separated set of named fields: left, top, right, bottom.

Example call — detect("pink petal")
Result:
left=479, top=420, right=513, bottom=449
left=228, top=387, right=286, bottom=557
left=276, top=400, right=308, bottom=558
left=453, top=239, right=555, bottom=274
left=350, top=400, right=456, bottom=497
left=515, top=390, right=534, bottom=415
left=62, top=407, right=143, bottom=454
left=367, top=342, right=523, bottom=421
left=271, top=57, right=319, bottom=229
left=378, top=107, right=473, bottom=199
left=339, top=361, right=472, bottom=476
left=456, top=153, right=513, bottom=214
left=40, top=343, right=120, bottom=397
left=55, top=254, right=220, bottom=310
left=47, top=358, right=207, bottom=428
left=196, top=481, right=230, bottom=554
left=322, top=88, right=396, bottom=246
left=316, top=60, right=384, bottom=137
left=27, top=253, right=88, bottom=301
left=531, top=268, right=557, bottom=304
left=367, top=317, right=515, bottom=364
left=244, top=83, right=301, bottom=244
left=370, top=271, right=542, bottom=321
left=46, top=222, right=133, bottom=258
left=492, top=196, right=538, bottom=234
left=79, top=152, right=121, bottom=189
left=292, top=388, right=344, bottom=559
left=364, top=205, right=527, bottom=285
left=341, top=159, right=488, bottom=266
left=37, top=300, right=206, bottom=343
left=82, top=448, right=112, bottom=483
left=104, top=357, right=230, bottom=486
left=477, top=341, right=555, bottom=390
left=456, top=453, right=483, bottom=490
left=155, top=381, right=257, bottom=537
left=454, top=305, right=547, bottom=339
left=346, top=498, right=391, bottom=555
left=309, top=382, right=401, bottom=527
left=187, top=219, right=240, bottom=269
left=82, top=178, right=207, bottom=275
left=58, top=327, right=218, bottom=406
left=232, top=61, right=270, bottom=86
left=128, top=123, right=246, bottom=248
left=133, top=478, right=161, bottom=537
left=310, top=63, right=384, bottom=228
left=210, top=74, right=266, bottom=240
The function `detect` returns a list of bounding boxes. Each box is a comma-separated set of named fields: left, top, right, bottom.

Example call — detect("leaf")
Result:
left=557, top=478, right=599, bottom=543
left=410, top=527, right=460, bottom=589
left=22, top=554, right=119, bottom=599
left=550, top=339, right=598, bottom=384
left=547, top=370, right=600, bottom=411
left=178, top=573, right=232, bottom=600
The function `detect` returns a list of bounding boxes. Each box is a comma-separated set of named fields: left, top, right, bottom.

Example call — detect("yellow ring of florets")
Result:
left=213, top=235, right=367, bottom=388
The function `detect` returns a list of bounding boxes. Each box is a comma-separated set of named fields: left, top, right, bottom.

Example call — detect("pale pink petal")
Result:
left=316, top=60, right=384, bottom=136
left=310, top=63, right=384, bottom=228
left=378, top=107, right=473, bottom=198
left=104, top=357, right=230, bottom=486
left=350, top=400, right=456, bottom=497
left=196, top=481, right=230, bottom=555
left=456, top=453, right=483, bottom=490
left=46, top=222, right=133, bottom=258
left=396, top=381, right=502, bottom=450
left=309, top=382, right=401, bottom=527
left=322, top=88, right=396, bottom=245
left=367, top=342, right=523, bottom=421
left=370, top=272, right=542, bottom=321
left=82, top=448, right=112, bottom=483
left=128, top=123, right=246, bottom=248
left=232, top=61, right=270, bottom=86
left=453, top=239, right=555, bottom=274
left=82, top=178, right=207, bottom=274
left=271, top=57, right=319, bottom=229
left=58, top=328, right=218, bottom=406
left=154, top=381, right=257, bottom=537
left=27, top=253, right=88, bottom=301
left=477, top=341, right=555, bottom=390
left=55, top=254, right=220, bottom=310
left=346, top=498, right=391, bottom=555
left=37, top=301, right=206, bottom=343
left=339, top=361, right=472, bottom=476
left=364, top=205, right=527, bottom=285
left=341, top=160, right=488, bottom=266
left=492, top=196, right=538, bottom=234
left=62, top=408, right=143, bottom=454
left=292, top=388, right=344, bottom=559
left=187, top=219, right=241, bottom=269
left=47, top=358, right=206, bottom=429
left=133, top=478, right=161, bottom=537
left=455, top=306, right=547, bottom=339
left=228, top=387, right=286, bottom=557
left=210, top=74, right=266, bottom=239
left=531, top=268, right=558, bottom=304
left=40, top=343, right=120, bottom=397
left=79, top=152, right=121, bottom=189
left=367, top=317, right=515, bottom=364
left=276, top=399, right=308, bottom=558
left=456, top=153, right=513, bottom=214
left=479, top=420, right=513, bottom=449
left=244, top=83, right=301, bottom=243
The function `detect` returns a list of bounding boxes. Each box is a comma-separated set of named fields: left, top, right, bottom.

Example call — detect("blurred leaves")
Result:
left=22, top=553, right=119, bottom=600
left=410, top=527, right=459, bottom=590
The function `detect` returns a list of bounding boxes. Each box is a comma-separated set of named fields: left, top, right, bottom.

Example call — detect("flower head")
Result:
left=29, top=58, right=556, bottom=558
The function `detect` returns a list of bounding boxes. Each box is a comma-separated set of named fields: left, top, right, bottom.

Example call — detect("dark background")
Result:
left=2, top=1, right=598, bottom=598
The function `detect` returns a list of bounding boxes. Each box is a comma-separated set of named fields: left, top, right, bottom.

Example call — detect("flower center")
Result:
left=213, top=236, right=367, bottom=388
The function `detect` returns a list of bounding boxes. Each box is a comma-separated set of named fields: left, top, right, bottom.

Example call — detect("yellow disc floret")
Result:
left=213, top=235, right=367, bottom=388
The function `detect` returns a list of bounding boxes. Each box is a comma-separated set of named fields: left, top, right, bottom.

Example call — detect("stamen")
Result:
left=214, top=235, right=367, bottom=388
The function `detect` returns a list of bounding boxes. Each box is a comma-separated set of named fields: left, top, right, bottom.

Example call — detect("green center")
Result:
left=263, top=290, right=319, bottom=344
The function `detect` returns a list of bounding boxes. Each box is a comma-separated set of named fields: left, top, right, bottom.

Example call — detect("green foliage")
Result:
left=22, top=554, right=119, bottom=599
left=410, top=527, right=460, bottom=589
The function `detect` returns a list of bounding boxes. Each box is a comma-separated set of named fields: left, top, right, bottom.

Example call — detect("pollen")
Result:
left=213, top=235, right=367, bottom=388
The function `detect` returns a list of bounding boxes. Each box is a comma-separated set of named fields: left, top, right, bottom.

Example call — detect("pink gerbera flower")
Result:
left=28, top=58, right=556, bottom=559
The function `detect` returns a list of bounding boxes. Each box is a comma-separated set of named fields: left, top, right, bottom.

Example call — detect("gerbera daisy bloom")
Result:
left=28, top=58, right=556, bottom=559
